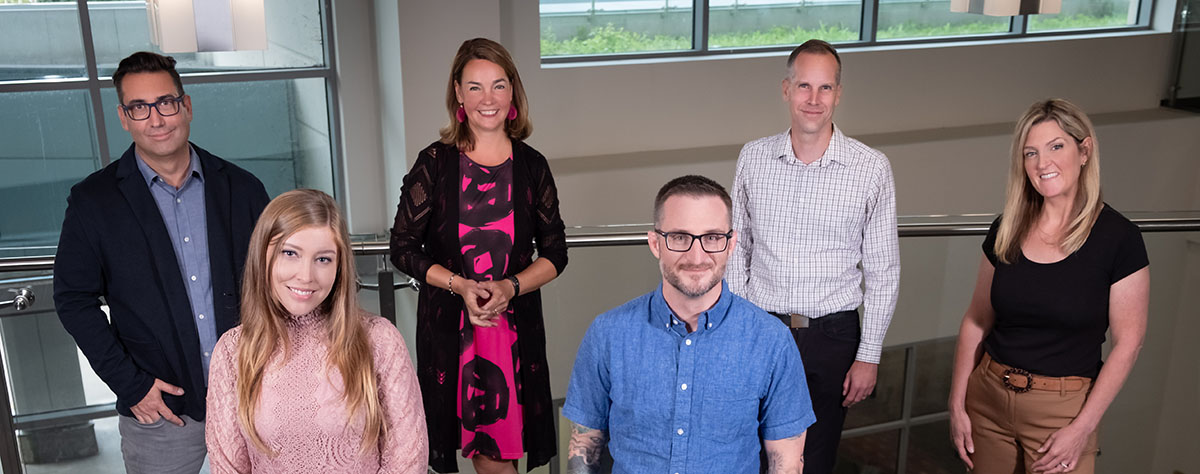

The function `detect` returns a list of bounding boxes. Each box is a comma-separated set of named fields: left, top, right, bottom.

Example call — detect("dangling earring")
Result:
left=456, top=104, right=466, bottom=123
left=507, top=105, right=517, bottom=121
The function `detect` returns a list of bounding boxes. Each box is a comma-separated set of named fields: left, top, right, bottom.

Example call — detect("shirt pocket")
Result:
left=609, top=397, right=670, bottom=449
left=698, top=384, right=759, bottom=440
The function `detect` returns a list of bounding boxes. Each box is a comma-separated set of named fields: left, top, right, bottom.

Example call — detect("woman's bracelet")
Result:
left=507, top=275, right=521, bottom=297
left=448, top=273, right=459, bottom=295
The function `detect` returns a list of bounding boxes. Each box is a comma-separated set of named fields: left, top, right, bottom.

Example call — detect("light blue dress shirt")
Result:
left=134, top=148, right=218, bottom=381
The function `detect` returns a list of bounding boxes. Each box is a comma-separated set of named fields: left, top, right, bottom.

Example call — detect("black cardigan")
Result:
left=389, top=140, right=567, bottom=472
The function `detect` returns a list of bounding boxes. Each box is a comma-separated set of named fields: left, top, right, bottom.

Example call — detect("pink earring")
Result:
left=507, top=105, right=517, bottom=120
left=456, top=104, right=466, bottom=123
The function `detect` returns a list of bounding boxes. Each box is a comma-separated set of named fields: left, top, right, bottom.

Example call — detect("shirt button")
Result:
left=204, top=352, right=210, bottom=357
left=184, top=236, right=190, bottom=243
left=677, top=428, right=684, bottom=435
left=198, top=314, right=205, bottom=320
left=707, top=323, right=712, bottom=328
left=681, top=383, right=688, bottom=390
left=190, top=275, right=197, bottom=281
left=685, top=339, right=692, bottom=346
left=176, top=198, right=182, bottom=204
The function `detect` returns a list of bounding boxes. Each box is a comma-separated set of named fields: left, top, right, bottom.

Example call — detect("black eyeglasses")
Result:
left=121, top=96, right=185, bottom=121
left=654, top=229, right=733, bottom=253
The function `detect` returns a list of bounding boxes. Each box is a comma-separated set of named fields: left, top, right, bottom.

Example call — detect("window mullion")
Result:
left=695, top=0, right=710, bottom=53
left=864, top=0, right=880, bottom=43
left=76, top=0, right=112, bottom=166
left=1013, top=13, right=1028, bottom=34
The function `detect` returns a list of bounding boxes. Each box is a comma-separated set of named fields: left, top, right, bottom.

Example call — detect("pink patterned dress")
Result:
left=456, top=152, right=523, bottom=460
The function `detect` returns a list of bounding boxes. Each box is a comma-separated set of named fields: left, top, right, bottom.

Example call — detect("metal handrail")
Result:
left=4, top=215, right=1200, bottom=272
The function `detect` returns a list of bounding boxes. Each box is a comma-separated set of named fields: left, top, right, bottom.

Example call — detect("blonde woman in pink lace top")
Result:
left=205, top=189, right=428, bottom=473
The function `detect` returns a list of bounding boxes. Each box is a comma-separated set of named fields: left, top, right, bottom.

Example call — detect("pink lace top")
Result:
left=205, top=310, right=427, bottom=473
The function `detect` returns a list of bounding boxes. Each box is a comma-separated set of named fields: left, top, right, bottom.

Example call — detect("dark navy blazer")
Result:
left=53, top=143, right=269, bottom=421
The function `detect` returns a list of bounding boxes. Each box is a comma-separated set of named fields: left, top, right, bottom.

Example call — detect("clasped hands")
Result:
left=456, top=277, right=517, bottom=327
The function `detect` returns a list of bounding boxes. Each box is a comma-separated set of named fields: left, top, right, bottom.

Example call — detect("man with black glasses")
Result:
left=563, top=175, right=814, bottom=474
left=53, top=51, right=268, bottom=473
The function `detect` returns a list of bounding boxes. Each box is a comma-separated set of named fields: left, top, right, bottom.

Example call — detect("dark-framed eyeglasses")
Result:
left=121, top=95, right=185, bottom=121
left=654, top=229, right=733, bottom=253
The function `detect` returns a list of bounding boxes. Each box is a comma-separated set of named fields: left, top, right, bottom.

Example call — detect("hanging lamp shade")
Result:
left=146, top=0, right=267, bottom=53
left=950, top=0, right=1061, bottom=16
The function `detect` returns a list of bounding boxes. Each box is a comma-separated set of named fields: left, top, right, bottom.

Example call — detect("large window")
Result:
left=0, top=0, right=338, bottom=255
left=540, top=0, right=1148, bottom=60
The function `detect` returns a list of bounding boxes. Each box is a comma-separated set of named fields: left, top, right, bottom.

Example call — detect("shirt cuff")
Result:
left=761, top=412, right=817, bottom=441
left=561, top=405, right=608, bottom=432
left=855, top=340, right=883, bottom=365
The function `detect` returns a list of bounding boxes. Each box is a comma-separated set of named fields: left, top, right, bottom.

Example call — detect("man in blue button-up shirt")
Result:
left=564, top=175, right=816, bottom=474
left=54, top=52, right=269, bottom=474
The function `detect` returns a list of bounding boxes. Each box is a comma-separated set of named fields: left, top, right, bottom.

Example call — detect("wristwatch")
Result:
left=506, top=275, right=521, bottom=297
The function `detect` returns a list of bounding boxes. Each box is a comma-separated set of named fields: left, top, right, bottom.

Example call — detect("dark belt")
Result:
left=769, top=310, right=856, bottom=329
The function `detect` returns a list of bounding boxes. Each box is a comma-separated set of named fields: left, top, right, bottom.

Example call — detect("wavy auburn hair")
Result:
left=994, top=98, right=1103, bottom=264
left=236, top=189, right=384, bottom=455
left=439, top=37, right=532, bottom=151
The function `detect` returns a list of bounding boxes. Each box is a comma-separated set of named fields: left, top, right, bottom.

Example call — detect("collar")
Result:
left=134, top=145, right=202, bottom=188
left=649, top=281, right=734, bottom=334
left=775, top=124, right=853, bottom=167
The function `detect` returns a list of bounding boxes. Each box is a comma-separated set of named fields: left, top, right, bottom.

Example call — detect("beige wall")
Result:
left=342, top=2, right=1199, bottom=472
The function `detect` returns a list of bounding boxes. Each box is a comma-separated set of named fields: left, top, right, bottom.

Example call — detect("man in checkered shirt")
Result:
left=726, top=39, right=900, bottom=474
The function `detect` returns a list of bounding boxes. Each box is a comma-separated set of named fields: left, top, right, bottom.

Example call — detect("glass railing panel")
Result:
left=906, top=420, right=960, bottom=472
left=0, top=216, right=1194, bottom=473
left=837, top=428, right=900, bottom=473
left=844, top=346, right=906, bottom=429
left=911, top=337, right=955, bottom=417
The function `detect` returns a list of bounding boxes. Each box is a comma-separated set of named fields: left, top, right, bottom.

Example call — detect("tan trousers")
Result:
left=964, top=354, right=1098, bottom=474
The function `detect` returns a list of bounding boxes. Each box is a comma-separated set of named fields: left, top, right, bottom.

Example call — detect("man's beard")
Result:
left=663, top=261, right=724, bottom=298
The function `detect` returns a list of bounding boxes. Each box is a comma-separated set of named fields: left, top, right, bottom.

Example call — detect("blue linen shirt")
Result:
left=134, top=148, right=218, bottom=381
left=563, top=282, right=816, bottom=474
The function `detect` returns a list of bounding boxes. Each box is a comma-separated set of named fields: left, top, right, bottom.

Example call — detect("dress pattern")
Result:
left=457, top=152, right=523, bottom=460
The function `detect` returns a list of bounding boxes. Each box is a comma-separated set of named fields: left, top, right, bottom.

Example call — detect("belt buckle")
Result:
left=1002, top=367, right=1034, bottom=393
left=789, top=314, right=809, bottom=329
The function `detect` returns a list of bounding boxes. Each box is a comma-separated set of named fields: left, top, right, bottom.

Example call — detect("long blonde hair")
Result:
left=439, top=37, right=532, bottom=151
left=236, top=189, right=384, bottom=454
left=994, top=98, right=1103, bottom=263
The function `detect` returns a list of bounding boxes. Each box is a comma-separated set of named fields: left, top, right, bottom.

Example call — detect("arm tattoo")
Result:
left=566, top=422, right=607, bottom=474
left=767, top=449, right=785, bottom=473
left=766, top=433, right=805, bottom=474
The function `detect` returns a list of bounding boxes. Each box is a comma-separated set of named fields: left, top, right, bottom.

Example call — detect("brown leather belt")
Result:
left=983, top=354, right=1089, bottom=393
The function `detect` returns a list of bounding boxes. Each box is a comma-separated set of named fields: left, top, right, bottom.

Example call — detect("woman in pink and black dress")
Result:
left=389, top=38, right=567, bottom=474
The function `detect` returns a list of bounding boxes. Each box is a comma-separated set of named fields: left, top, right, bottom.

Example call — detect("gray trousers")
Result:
left=118, top=414, right=208, bottom=474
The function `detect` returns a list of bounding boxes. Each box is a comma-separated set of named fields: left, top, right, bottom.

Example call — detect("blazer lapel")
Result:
left=114, top=146, right=190, bottom=322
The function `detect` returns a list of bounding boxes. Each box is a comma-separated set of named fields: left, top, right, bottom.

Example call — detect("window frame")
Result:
left=0, top=0, right=345, bottom=206
left=540, top=0, right=1155, bottom=63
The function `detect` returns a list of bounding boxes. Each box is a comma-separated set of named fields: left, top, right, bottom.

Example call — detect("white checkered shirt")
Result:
left=726, top=125, right=900, bottom=364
